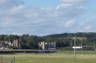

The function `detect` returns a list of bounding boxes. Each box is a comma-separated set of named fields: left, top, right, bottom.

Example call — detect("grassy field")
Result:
left=0, top=51, right=96, bottom=63
left=57, top=50, right=96, bottom=54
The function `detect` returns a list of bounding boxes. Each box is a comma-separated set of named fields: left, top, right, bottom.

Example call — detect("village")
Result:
left=0, top=40, right=56, bottom=50
left=0, top=40, right=19, bottom=50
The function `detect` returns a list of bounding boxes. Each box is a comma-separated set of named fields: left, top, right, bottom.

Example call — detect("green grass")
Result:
left=16, top=57, right=96, bottom=63
left=57, top=50, right=96, bottom=54
left=0, top=53, right=96, bottom=63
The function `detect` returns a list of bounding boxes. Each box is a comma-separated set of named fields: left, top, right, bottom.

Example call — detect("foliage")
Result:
left=0, top=32, right=96, bottom=49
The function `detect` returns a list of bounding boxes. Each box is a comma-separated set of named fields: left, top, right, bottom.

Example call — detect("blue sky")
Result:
left=23, top=0, right=60, bottom=8
left=0, top=0, right=96, bottom=36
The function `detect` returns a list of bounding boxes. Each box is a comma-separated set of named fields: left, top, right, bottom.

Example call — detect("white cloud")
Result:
left=0, top=16, right=13, bottom=27
left=64, top=20, right=76, bottom=28
left=84, top=25, right=92, bottom=30
left=56, top=4, right=72, bottom=9
left=0, top=0, right=22, bottom=10
left=60, top=0, right=87, bottom=4
left=0, top=0, right=93, bottom=36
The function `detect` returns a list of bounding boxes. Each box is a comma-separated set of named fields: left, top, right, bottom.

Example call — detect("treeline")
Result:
left=0, top=32, right=96, bottom=49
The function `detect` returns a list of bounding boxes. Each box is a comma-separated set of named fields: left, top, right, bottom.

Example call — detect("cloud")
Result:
left=0, top=0, right=93, bottom=36
left=64, top=20, right=76, bottom=28
left=84, top=25, right=92, bottom=30
left=0, top=0, right=22, bottom=10
left=60, top=0, right=87, bottom=4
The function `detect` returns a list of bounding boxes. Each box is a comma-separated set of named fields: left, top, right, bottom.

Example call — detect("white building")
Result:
left=38, top=42, right=56, bottom=50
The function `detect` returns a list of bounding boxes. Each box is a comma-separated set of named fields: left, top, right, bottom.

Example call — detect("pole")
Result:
left=93, top=40, right=95, bottom=51
left=73, top=35, right=76, bottom=57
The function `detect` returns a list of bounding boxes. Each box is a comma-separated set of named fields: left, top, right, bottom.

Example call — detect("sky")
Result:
left=0, top=0, right=96, bottom=36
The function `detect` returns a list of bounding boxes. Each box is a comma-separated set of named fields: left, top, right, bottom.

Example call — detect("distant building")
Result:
left=0, top=40, right=11, bottom=49
left=0, top=40, right=5, bottom=47
left=12, top=40, right=20, bottom=48
left=38, top=42, right=56, bottom=50
left=0, top=40, right=20, bottom=49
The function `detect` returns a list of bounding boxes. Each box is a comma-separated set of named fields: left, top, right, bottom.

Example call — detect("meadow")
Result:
left=0, top=50, right=96, bottom=63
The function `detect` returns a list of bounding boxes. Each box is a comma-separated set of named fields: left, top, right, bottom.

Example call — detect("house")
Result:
left=0, top=40, right=11, bottom=47
left=0, top=40, right=11, bottom=49
left=12, top=40, right=20, bottom=48
left=0, top=40, right=5, bottom=47
left=38, top=41, right=56, bottom=50
left=0, top=40, right=20, bottom=49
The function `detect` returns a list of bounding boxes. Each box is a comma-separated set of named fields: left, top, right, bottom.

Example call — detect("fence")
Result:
left=0, top=56, right=15, bottom=63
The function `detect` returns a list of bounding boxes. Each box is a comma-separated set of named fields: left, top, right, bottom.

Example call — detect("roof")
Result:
left=0, top=40, right=5, bottom=43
